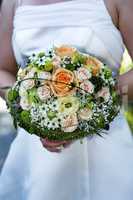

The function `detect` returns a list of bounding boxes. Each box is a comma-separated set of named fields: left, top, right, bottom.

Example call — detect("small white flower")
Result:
left=20, top=97, right=31, bottom=110
left=76, top=67, right=92, bottom=82
left=49, top=100, right=59, bottom=111
left=78, top=108, right=93, bottom=121
left=36, top=57, right=47, bottom=66
left=29, top=53, right=37, bottom=62
left=80, top=80, right=94, bottom=94
left=37, top=85, right=51, bottom=101
left=61, top=113, right=78, bottom=132
left=97, top=87, right=110, bottom=102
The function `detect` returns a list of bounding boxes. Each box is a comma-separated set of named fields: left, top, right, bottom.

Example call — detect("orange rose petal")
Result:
left=51, top=68, right=75, bottom=97
left=54, top=45, right=76, bottom=57
left=85, top=56, right=103, bottom=76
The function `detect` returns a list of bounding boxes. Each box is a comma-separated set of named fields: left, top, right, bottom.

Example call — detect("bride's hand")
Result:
left=40, top=138, right=74, bottom=153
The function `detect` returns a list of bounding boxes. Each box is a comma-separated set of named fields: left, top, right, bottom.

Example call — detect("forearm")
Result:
left=0, top=70, right=16, bottom=99
left=118, top=69, right=133, bottom=103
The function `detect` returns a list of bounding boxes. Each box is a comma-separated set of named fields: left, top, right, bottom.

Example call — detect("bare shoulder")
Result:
left=1, top=0, right=17, bottom=22
left=19, top=0, right=47, bottom=6
left=103, top=0, right=119, bottom=27
left=115, top=0, right=133, bottom=10
left=115, top=0, right=133, bottom=58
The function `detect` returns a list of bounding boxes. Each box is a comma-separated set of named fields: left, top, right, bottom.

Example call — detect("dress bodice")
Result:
left=12, top=0, right=124, bottom=74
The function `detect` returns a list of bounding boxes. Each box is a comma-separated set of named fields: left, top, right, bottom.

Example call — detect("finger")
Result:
left=41, top=140, right=65, bottom=148
left=45, top=147, right=62, bottom=153
left=63, top=141, right=74, bottom=148
left=40, top=138, right=69, bottom=148
left=63, top=143, right=72, bottom=148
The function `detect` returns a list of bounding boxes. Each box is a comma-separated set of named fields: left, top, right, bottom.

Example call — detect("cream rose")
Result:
left=76, top=67, right=91, bottom=82
left=38, top=71, right=52, bottom=81
left=37, top=85, right=51, bottom=101
left=52, top=56, right=61, bottom=67
left=97, top=87, right=110, bottom=102
left=19, top=85, right=27, bottom=97
left=18, top=68, right=27, bottom=80
left=21, top=79, right=34, bottom=90
left=27, top=68, right=36, bottom=78
left=78, top=108, right=93, bottom=121
left=61, top=113, right=78, bottom=132
left=80, top=80, right=94, bottom=94
left=20, top=97, right=31, bottom=111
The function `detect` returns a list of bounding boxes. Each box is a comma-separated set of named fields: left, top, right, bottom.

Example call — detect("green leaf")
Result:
left=103, top=67, right=112, bottom=79
left=72, top=52, right=87, bottom=65
left=20, top=110, right=31, bottom=125
left=7, top=89, right=19, bottom=103
left=28, top=88, right=40, bottom=104
left=96, top=114, right=105, bottom=129
left=86, top=102, right=94, bottom=109
left=65, top=63, right=76, bottom=71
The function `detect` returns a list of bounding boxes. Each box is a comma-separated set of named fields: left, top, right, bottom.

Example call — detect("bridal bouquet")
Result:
left=7, top=45, right=120, bottom=141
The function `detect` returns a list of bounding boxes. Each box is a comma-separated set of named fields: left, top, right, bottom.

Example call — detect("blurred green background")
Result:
left=120, top=50, right=133, bottom=132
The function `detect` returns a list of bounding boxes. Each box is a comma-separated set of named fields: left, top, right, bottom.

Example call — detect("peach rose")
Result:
left=61, top=113, right=78, bottom=132
left=51, top=68, right=75, bottom=97
left=97, top=87, right=110, bottom=102
left=85, top=56, right=103, bottom=76
left=80, top=80, right=94, bottom=94
left=20, top=97, right=31, bottom=111
left=78, top=108, right=93, bottom=121
left=37, top=85, right=51, bottom=101
left=76, top=67, right=92, bottom=82
left=52, top=56, right=61, bottom=67
left=54, top=45, right=76, bottom=58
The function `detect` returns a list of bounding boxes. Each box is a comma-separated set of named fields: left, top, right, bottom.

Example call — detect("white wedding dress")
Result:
left=0, top=0, right=133, bottom=200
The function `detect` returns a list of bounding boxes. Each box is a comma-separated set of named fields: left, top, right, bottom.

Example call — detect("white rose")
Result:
left=78, top=108, right=93, bottom=121
left=97, top=87, right=110, bottom=102
left=76, top=67, right=91, bottom=82
left=21, top=79, right=35, bottom=90
left=20, top=97, right=31, bottom=110
left=61, top=113, right=78, bottom=133
left=27, top=68, right=36, bottom=78
left=38, top=71, right=52, bottom=81
left=37, top=85, right=51, bottom=101
left=18, top=68, right=27, bottom=80
left=19, top=85, right=27, bottom=97
left=80, top=80, right=94, bottom=94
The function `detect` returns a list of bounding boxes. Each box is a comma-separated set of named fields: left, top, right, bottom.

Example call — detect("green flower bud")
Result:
left=47, top=111, right=57, bottom=120
left=38, top=52, right=45, bottom=58
left=44, top=60, right=53, bottom=72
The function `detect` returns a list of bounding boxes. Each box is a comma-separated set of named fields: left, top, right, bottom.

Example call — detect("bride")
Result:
left=0, top=0, right=133, bottom=199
